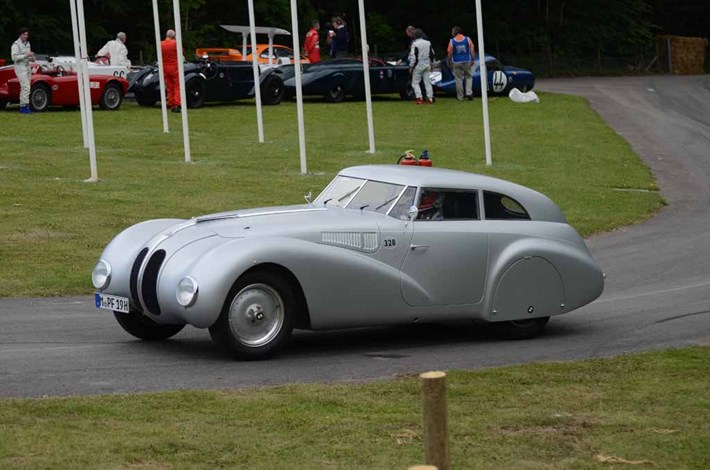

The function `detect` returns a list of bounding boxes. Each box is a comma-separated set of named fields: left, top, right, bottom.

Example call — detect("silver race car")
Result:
left=92, top=165, right=604, bottom=359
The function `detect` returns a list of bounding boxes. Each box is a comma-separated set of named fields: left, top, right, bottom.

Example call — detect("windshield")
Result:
left=315, top=176, right=366, bottom=208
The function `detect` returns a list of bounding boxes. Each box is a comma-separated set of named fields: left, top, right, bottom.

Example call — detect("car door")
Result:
left=400, top=189, right=488, bottom=307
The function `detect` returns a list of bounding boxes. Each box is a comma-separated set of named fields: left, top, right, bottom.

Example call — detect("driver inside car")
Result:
left=417, top=190, right=444, bottom=220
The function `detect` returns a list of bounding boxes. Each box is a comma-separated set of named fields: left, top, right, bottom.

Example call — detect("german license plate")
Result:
left=95, top=293, right=130, bottom=313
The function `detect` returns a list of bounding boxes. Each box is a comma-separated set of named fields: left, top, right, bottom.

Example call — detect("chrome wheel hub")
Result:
left=228, top=283, right=284, bottom=347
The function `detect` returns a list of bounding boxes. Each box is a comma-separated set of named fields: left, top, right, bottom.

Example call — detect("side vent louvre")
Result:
left=141, top=250, right=166, bottom=315
left=129, top=248, right=149, bottom=308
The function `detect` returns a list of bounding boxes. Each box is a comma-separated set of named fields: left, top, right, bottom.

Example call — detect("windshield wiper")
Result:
left=337, top=186, right=362, bottom=203
left=323, top=198, right=332, bottom=205
left=375, top=195, right=399, bottom=211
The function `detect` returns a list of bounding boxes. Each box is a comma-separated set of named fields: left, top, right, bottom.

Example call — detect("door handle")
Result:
left=410, top=244, right=430, bottom=250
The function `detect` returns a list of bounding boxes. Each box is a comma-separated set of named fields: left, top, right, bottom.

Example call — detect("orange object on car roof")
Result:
left=195, top=44, right=308, bottom=65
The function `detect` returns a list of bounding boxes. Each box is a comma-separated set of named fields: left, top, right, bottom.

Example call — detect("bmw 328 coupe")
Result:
left=92, top=165, right=603, bottom=359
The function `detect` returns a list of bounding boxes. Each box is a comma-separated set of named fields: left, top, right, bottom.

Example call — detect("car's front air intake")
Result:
left=129, top=247, right=149, bottom=308
left=141, top=249, right=166, bottom=315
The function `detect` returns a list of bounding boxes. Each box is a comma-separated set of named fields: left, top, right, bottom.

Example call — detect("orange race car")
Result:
left=195, top=44, right=309, bottom=65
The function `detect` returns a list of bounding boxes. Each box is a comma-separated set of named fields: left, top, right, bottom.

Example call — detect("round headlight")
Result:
left=92, top=259, right=111, bottom=290
left=176, top=276, right=199, bottom=307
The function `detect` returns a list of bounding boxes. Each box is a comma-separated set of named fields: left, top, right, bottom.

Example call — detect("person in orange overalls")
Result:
left=304, top=20, right=321, bottom=64
left=160, top=29, right=181, bottom=112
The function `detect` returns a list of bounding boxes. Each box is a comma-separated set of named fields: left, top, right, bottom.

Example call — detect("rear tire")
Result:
left=492, top=317, right=550, bottom=340
left=30, top=83, right=50, bottom=112
left=186, top=77, right=206, bottom=108
left=324, top=84, right=344, bottom=103
left=0, top=100, right=7, bottom=110
left=99, top=82, right=123, bottom=110
left=113, top=311, right=185, bottom=341
left=260, top=74, right=284, bottom=105
left=209, top=270, right=296, bottom=360
left=134, top=90, right=157, bottom=107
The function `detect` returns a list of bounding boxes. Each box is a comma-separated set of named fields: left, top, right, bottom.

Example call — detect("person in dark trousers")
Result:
left=160, top=29, right=181, bottom=112
left=447, top=25, right=475, bottom=100
left=333, top=17, right=349, bottom=58
left=304, top=20, right=321, bottom=64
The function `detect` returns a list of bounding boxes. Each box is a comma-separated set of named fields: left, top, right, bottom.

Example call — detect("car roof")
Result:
left=339, top=165, right=566, bottom=222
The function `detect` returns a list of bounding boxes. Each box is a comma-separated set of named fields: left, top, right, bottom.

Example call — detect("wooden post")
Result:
left=420, top=371, right=450, bottom=470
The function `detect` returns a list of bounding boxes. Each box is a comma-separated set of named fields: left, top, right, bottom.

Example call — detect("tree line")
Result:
left=1, top=0, right=706, bottom=75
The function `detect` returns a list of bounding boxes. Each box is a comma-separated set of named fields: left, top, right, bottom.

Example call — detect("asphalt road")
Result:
left=1, top=75, right=709, bottom=398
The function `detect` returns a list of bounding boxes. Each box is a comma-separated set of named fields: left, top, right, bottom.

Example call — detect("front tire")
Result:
left=30, top=83, right=50, bottom=112
left=113, top=311, right=185, bottom=341
left=134, top=90, right=157, bottom=107
left=99, top=82, right=123, bottom=110
left=492, top=317, right=550, bottom=340
left=209, top=270, right=296, bottom=360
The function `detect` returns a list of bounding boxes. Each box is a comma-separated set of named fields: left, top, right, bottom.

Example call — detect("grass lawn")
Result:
left=0, top=93, right=661, bottom=297
left=0, top=347, right=707, bottom=469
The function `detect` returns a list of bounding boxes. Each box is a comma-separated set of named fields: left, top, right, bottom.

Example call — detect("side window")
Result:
left=417, top=189, right=479, bottom=221
left=388, top=186, right=417, bottom=220
left=483, top=191, right=530, bottom=220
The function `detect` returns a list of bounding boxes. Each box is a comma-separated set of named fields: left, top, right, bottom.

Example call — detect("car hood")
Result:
left=164, top=204, right=385, bottom=243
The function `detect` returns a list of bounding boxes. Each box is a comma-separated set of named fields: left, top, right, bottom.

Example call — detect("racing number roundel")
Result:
left=491, top=71, right=508, bottom=93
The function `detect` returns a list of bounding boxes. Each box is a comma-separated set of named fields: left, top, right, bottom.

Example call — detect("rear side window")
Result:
left=483, top=191, right=530, bottom=220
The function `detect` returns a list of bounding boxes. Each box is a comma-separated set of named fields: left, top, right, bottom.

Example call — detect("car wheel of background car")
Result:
left=99, top=82, right=123, bottom=111
left=209, top=269, right=296, bottom=360
left=30, top=83, right=50, bottom=112
left=400, top=80, right=417, bottom=101
left=325, top=84, right=344, bottom=103
left=260, top=75, right=284, bottom=106
left=186, top=77, right=206, bottom=108
left=134, top=91, right=157, bottom=107
left=492, top=316, right=550, bottom=340
left=520, top=85, right=530, bottom=92
left=0, top=100, right=7, bottom=110
left=113, top=311, right=185, bottom=341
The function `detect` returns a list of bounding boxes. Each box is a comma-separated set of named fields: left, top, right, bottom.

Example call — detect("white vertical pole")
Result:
left=172, top=0, right=191, bottom=163
left=247, top=0, right=264, bottom=143
left=475, top=0, right=492, bottom=166
left=152, top=0, right=169, bottom=133
left=289, top=0, right=307, bottom=174
left=76, top=0, right=98, bottom=182
left=268, top=35, right=274, bottom=66
left=68, top=0, right=88, bottom=148
left=358, top=0, right=375, bottom=154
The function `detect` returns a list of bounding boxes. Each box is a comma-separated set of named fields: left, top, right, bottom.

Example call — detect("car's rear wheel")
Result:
left=99, top=82, right=123, bottom=110
left=260, top=75, right=284, bottom=105
left=492, top=316, right=550, bottom=340
left=324, top=84, right=344, bottom=103
left=186, top=77, right=206, bottom=108
left=113, top=311, right=185, bottom=341
left=134, top=90, right=157, bottom=107
left=30, top=83, right=50, bottom=112
left=209, top=270, right=296, bottom=360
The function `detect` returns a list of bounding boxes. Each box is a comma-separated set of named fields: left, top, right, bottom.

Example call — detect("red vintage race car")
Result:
left=0, top=62, right=128, bottom=112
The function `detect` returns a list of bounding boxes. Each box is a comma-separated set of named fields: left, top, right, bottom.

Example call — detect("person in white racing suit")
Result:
left=96, top=32, right=131, bottom=67
left=408, top=29, right=434, bottom=105
left=10, top=27, right=35, bottom=114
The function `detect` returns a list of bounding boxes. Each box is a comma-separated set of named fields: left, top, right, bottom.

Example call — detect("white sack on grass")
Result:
left=509, top=88, right=540, bottom=103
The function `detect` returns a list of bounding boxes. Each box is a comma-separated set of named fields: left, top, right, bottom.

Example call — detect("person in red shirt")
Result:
left=160, top=29, right=181, bottom=112
left=304, top=20, right=321, bottom=64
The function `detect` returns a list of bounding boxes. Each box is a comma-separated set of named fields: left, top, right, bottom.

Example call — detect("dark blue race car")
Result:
left=128, top=58, right=284, bottom=108
left=433, top=54, right=535, bottom=97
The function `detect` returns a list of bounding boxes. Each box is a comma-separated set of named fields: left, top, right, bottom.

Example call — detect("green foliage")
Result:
left=0, top=347, right=708, bottom=468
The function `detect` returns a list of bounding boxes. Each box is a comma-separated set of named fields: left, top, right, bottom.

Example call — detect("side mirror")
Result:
left=304, top=190, right=313, bottom=204
left=407, top=205, right=418, bottom=220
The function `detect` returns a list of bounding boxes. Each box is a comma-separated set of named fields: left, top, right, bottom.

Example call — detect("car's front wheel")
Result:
left=209, top=270, right=296, bottom=360
left=134, top=90, right=157, bottom=107
left=113, top=311, right=185, bottom=341
left=492, top=317, right=550, bottom=340
left=30, top=83, right=50, bottom=112
left=99, top=82, right=123, bottom=110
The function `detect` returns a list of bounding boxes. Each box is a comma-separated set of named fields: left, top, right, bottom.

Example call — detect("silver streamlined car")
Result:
left=93, top=165, right=604, bottom=359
